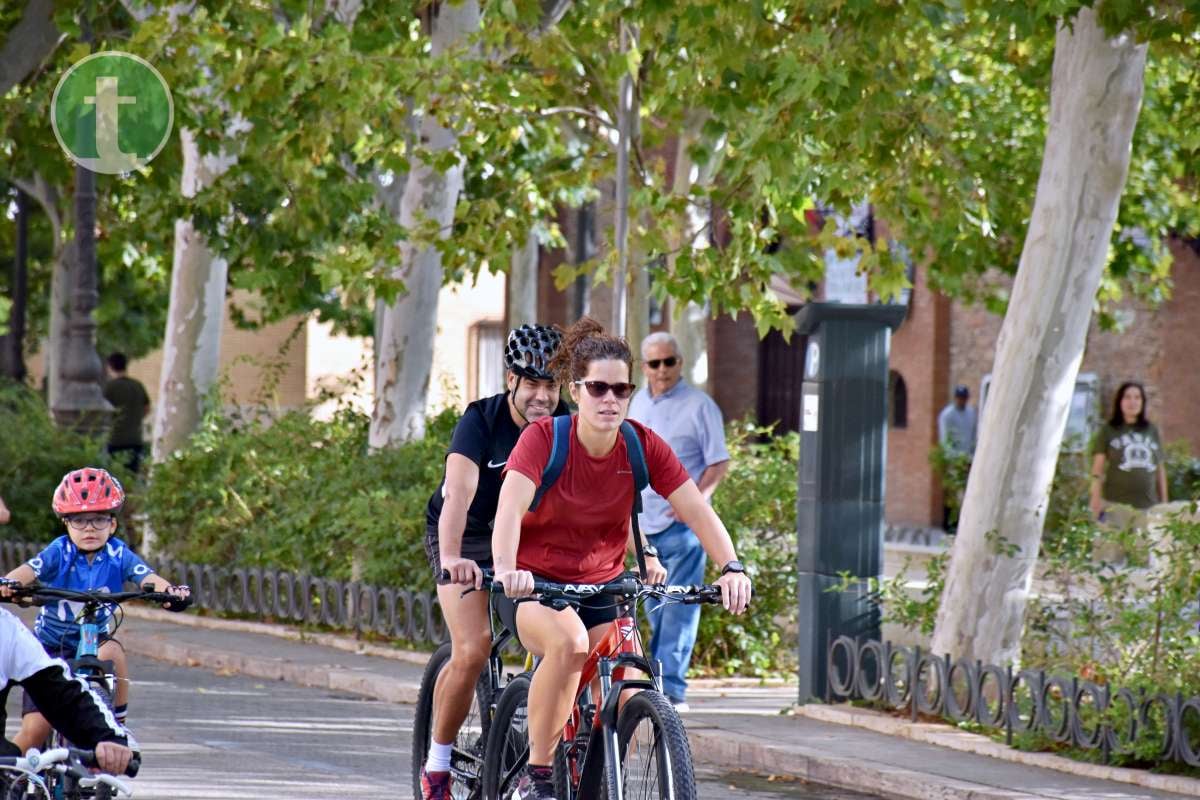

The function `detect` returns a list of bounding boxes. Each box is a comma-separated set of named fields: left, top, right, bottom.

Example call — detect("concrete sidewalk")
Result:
left=103, top=608, right=1199, bottom=800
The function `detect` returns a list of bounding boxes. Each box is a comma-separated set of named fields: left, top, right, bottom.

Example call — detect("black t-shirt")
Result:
left=426, top=392, right=569, bottom=557
left=103, top=376, right=150, bottom=447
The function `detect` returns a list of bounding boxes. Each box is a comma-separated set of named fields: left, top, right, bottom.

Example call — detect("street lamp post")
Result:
left=51, top=161, right=112, bottom=433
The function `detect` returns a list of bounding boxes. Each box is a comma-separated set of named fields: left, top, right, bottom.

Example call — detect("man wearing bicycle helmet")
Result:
left=492, top=317, right=752, bottom=800
left=1, top=468, right=188, bottom=755
left=419, top=324, right=570, bottom=799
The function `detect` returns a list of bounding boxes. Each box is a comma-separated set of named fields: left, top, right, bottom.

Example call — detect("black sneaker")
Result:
left=510, top=765, right=557, bottom=800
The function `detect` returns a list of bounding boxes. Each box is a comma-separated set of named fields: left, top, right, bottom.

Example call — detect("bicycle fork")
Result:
left=575, top=657, right=674, bottom=800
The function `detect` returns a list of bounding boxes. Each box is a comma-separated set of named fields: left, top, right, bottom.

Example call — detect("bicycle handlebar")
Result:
left=0, top=580, right=192, bottom=612
left=0, top=746, right=139, bottom=779
left=451, top=569, right=723, bottom=605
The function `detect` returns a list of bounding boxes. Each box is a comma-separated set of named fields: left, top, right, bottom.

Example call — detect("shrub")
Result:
left=696, top=420, right=799, bottom=678
left=0, top=382, right=136, bottom=541
left=145, top=399, right=457, bottom=588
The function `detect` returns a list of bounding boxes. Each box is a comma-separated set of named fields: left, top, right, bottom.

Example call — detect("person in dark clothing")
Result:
left=102, top=353, right=151, bottom=475
left=418, top=324, right=568, bottom=800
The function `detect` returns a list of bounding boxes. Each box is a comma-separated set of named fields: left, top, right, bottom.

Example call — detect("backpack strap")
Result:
left=529, top=414, right=573, bottom=512
left=618, top=422, right=650, bottom=512
left=619, top=421, right=652, bottom=579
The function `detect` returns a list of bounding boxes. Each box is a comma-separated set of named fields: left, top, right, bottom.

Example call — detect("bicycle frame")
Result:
left=565, top=615, right=660, bottom=800
left=494, top=612, right=662, bottom=800
left=63, top=601, right=116, bottom=697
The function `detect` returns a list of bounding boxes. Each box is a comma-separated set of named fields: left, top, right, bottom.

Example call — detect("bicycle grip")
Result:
left=165, top=595, right=192, bottom=612
left=70, top=748, right=140, bottom=777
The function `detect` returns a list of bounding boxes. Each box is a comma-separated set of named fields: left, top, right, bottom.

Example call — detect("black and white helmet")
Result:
left=504, top=324, right=562, bottom=381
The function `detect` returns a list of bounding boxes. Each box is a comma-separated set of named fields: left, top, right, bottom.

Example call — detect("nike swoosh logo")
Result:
left=487, top=460, right=507, bottom=469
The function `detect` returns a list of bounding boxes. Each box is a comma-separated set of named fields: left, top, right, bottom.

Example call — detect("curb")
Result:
left=792, top=703, right=1200, bottom=799
left=685, top=728, right=1046, bottom=800
left=121, top=606, right=431, bottom=666
left=118, top=627, right=422, bottom=705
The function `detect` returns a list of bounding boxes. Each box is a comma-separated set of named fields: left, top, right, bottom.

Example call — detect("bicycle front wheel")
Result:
left=481, top=673, right=530, bottom=800
left=610, top=691, right=697, bottom=800
left=1, top=767, right=50, bottom=800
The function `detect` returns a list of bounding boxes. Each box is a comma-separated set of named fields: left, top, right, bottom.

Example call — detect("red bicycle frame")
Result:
left=558, top=614, right=660, bottom=799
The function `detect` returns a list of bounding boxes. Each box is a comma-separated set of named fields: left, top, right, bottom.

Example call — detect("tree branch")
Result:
left=0, top=0, right=64, bottom=97
left=538, top=0, right=571, bottom=32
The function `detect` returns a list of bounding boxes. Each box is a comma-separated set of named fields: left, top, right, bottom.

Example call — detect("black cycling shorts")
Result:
left=425, top=525, right=493, bottom=586
left=491, top=575, right=626, bottom=640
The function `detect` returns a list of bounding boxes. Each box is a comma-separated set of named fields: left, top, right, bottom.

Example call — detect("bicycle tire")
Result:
left=481, top=672, right=530, bottom=800
left=90, top=678, right=116, bottom=800
left=609, top=691, right=697, bottom=800
left=552, top=742, right=573, bottom=800
left=1, top=766, right=49, bottom=800
left=411, top=642, right=494, bottom=800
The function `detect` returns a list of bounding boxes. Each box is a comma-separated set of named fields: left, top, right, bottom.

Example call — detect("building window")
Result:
left=889, top=370, right=908, bottom=429
left=470, top=321, right=507, bottom=399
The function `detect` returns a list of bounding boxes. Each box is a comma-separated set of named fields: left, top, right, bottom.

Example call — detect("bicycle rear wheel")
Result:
left=412, top=642, right=494, bottom=800
left=610, top=691, right=697, bottom=800
left=480, top=673, right=530, bottom=800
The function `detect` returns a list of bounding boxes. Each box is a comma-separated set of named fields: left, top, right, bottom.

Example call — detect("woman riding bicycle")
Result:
left=492, top=317, right=752, bottom=800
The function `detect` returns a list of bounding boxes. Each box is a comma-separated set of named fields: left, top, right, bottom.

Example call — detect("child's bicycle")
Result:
left=480, top=574, right=722, bottom=800
left=411, top=572, right=535, bottom=800
left=1, top=582, right=191, bottom=799
left=0, top=748, right=135, bottom=800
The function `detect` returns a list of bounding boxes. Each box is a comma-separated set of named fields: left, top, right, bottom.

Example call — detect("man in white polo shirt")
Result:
left=628, top=332, right=730, bottom=711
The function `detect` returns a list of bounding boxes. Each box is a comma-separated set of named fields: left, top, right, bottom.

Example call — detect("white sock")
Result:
left=426, top=740, right=452, bottom=773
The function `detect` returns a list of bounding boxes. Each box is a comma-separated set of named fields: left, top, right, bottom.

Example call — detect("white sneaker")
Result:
left=671, top=700, right=690, bottom=714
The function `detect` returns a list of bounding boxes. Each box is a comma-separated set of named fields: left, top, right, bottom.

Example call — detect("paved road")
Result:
left=6, top=656, right=878, bottom=799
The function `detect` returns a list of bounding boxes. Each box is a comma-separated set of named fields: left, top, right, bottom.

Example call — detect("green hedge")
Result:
left=145, top=402, right=457, bottom=588
left=0, top=383, right=136, bottom=541
left=699, top=421, right=798, bottom=677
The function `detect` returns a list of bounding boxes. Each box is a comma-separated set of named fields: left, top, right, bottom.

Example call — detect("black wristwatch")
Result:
left=642, top=544, right=660, bottom=559
left=720, top=559, right=746, bottom=576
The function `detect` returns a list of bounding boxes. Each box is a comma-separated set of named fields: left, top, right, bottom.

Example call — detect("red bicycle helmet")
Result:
left=52, top=468, right=125, bottom=516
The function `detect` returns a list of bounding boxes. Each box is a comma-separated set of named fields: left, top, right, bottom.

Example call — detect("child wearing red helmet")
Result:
left=1, top=467, right=189, bottom=754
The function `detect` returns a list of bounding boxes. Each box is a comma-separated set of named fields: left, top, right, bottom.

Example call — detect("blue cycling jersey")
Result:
left=25, top=535, right=155, bottom=652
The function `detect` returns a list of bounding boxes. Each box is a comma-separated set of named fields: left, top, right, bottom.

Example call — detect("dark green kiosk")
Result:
left=794, top=303, right=906, bottom=703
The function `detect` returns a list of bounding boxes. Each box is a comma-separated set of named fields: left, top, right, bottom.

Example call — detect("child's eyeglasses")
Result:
left=65, top=515, right=114, bottom=530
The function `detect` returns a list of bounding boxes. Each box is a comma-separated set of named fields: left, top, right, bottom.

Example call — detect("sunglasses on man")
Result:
left=645, top=356, right=678, bottom=370
left=574, top=380, right=637, bottom=400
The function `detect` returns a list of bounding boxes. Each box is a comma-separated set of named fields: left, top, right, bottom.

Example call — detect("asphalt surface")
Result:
left=5, top=656, right=879, bottom=800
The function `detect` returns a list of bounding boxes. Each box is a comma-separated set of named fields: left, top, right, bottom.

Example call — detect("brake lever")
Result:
left=77, top=773, right=133, bottom=796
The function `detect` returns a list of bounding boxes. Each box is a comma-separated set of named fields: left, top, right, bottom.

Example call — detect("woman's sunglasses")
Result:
left=574, top=380, right=637, bottom=400
left=646, top=357, right=678, bottom=369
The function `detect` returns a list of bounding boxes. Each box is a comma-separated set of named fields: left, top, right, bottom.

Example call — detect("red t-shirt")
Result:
left=504, top=416, right=691, bottom=583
